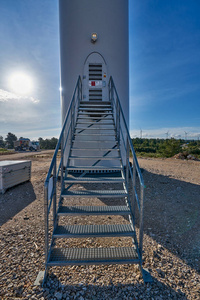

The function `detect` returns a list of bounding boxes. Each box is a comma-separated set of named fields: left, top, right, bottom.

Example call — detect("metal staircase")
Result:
left=43, top=76, right=151, bottom=284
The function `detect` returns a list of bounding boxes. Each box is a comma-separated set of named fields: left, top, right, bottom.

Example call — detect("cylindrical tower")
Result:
left=59, top=0, right=129, bottom=165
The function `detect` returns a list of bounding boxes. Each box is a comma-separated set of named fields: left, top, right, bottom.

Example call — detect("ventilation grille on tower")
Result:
left=89, top=64, right=102, bottom=80
left=89, top=64, right=102, bottom=101
left=89, top=89, right=102, bottom=101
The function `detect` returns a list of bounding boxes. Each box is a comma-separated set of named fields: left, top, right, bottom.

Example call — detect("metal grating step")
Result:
left=53, top=224, right=134, bottom=238
left=80, top=103, right=111, bottom=106
left=69, top=156, right=121, bottom=160
left=72, top=140, right=117, bottom=143
left=48, top=247, right=139, bottom=266
left=64, top=176, right=124, bottom=183
left=71, top=148, right=119, bottom=151
left=77, top=117, right=114, bottom=120
left=58, top=206, right=130, bottom=216
left=66, top=166, right=122, bottom=171
left=61, top=189, right=127, bottom=198
left=74, top=133, right=116, bottom=136
left=79, top=104, right=111, bottom=106
left=79, top=108, right=112, bottom=111
left=78, top=112, right=113, bottom=115
left=75, top=127, right=115, bottom=130
left=76, top=122, right=114, bottom=125
left=58, top=205, right=130, bottom=216
left=80, top=101, right=111, bottom=105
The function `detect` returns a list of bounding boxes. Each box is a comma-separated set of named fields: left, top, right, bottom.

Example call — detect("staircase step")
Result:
left=61, top=189, right=127, bottom=198
left=64, top=176, right=124, bottom=183
left=77, top=117, right=114, bottom=120
left=79, top=104, right=111, bottom=107
left=71, top=148, right=119, bottom=151
left=76, top=122, right=114, bottom=125
left=74, top=133, right=116, bottom=136
left=58, top=205, right=130, bottom=216
left=75, top=127, right=115, bottom=130
left=53, top=224, right=134, bottom=238
left=66, top=166, right=122, bottom=171
left=78, top=112, right=113, bottom=115
left=80, top=103, right=111, bottom=106
left=79, top=108, right=112, bottom=111
left=48, top=247, right=139, bottom=266
left=80, top=101, right=111, bottom=105
left=69, top=156, right=120, bottom=160
left=72, top=140, right=117, bottom=142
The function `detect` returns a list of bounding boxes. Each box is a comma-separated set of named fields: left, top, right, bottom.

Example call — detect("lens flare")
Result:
left=9, top=72, right=33, bottom=95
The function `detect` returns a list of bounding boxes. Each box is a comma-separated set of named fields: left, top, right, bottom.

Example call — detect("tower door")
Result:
left=83, top=52, right=108, bottom=101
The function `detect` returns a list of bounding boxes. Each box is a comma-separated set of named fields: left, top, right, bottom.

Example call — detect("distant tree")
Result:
left=0, top=136, right=5, bottom=148
left=50, top=137, right=58, bottom=149
left=5, top=132, right=17, bottom=149
left=158, top=138, right=181, bottom=157
left=38, top=137, right=58, bottom=149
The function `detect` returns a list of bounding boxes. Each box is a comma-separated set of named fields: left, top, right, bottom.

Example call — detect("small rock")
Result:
left=55, top=291, right=63, bottom=300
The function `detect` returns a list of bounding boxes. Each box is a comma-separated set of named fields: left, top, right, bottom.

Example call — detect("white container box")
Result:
left=0, top=160, right=31, bottom=194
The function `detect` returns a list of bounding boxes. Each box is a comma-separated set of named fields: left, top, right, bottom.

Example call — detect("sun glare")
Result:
left=9, top=72, right=33, bottom=95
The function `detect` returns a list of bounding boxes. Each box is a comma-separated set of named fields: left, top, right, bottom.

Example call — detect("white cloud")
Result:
left=0, top=89, right=39, bottom=103
left=130, top=127, right=200, bottom=139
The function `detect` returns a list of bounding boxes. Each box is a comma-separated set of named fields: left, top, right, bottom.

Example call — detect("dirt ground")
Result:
left=0, top=152, right=199, bottom=299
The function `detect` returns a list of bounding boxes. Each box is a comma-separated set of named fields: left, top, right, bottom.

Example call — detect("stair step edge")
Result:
left=48, top=247, right=139, bottom=266
left=58, top=205, right=130, bottom=215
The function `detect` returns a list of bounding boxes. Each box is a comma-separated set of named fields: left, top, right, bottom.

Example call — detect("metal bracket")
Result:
left=142, top=268, right=153, bottom=283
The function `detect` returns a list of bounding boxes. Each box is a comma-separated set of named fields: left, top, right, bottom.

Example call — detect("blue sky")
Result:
left=0, top=0, right=199, bottom=140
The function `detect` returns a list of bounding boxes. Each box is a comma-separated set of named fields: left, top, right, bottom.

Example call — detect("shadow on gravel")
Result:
left=141, top=170, right=200, bottom=273
left=81, top=170, right=200, bottom=273
left=42, top=273, right=187, bottom=299
left=0, top=181, right=36, bottom=226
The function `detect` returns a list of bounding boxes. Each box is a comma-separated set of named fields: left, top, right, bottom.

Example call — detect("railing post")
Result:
left=53, top=162, right=57, bottom=225
left=111, top=79, right=114, bottom=111
left=61, top=135, right=64, bottom=192
left=71, top=103, right=74, bottom=142
left=44, top=184, right=49, bottom=264
left=139, top=185, right=144, bottom=259
left=132, top=163, right=136, bottom=217
left=126, top=136, right=129, bottom=185
left=116, top=99, right=120, bottom=144
left=78, top=77, right=81, bottom=105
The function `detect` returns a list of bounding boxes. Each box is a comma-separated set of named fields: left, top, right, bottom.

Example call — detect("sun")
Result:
left=9, top=72, right=33, bottom=95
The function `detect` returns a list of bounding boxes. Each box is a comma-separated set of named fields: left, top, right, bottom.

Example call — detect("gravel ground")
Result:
left=0, top=153, right=199, bottom=299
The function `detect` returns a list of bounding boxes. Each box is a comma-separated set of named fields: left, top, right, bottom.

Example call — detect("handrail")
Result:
left=44, top=76, right=81, bottom=187
left=109, top=76, right=144, bottom=187
left=44, top=76, right=82, bottom=265
left=109, top=76, right=144, bottom=259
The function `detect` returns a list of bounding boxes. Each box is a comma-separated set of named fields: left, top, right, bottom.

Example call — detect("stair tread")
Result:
left=48, top=247, right=138, bottom=265
left=79, top=104, right=111, bottom=106
left=72, top=140, right=117, bottom=142
left=79, top=108, right=112, bottom=111
left=71, top=148, right=119, bottom=150
left=61, top=189, right=127, bottom=197
left=66, top=166, right=122, bottom=170
left=69, top=156, right=120, bottom=159
left=53, top=224, right=134, bottom=237
left=64, top=176, right=124, bottom=183
left=79, top=107, right=112, bottom=110
left=77, top=117, right=114, bottom=119
left=58, top=205, right=130, bottom=215
left=74, top=133, right=115, bottom=136
left=76, top=122, right=114, bottom=124
left=75, top=127, right=115, bottom=130
left=80, top=101, right=111, bottom=104
left=78, top=112, right=113, bottom=115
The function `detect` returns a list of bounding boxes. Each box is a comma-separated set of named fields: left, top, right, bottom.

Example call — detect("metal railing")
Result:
left=109, top=76, right=145, bottom=260
left=44, top=76, right=82, bottom=264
